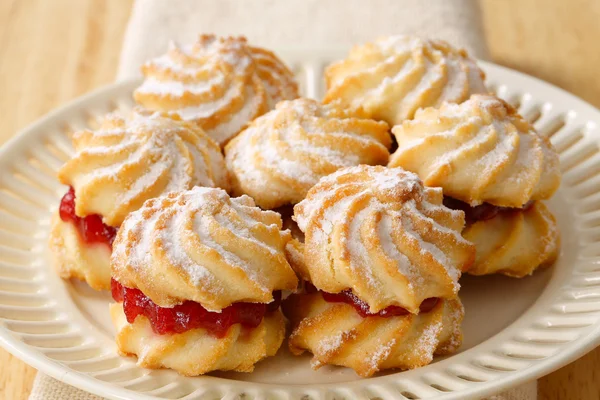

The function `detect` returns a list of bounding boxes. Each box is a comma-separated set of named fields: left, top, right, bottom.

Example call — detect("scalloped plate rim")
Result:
left=0, top=59, right=599, bottom=400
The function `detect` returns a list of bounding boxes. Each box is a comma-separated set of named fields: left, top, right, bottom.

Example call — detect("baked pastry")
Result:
left=323, top=35, right=487, bottom=125
left=447, top=200, right=560, bottom=277
left=224, top=98, right=391, bottom=209
left=284, top=165, right=474, bottom=375
left=389, top=95, right=561, bottom=276
left=110, top=187, right=298, bottom=375
left=134, top=35, right=299, bottom=146
left=283, top=291, right=464, bottom=377
left=49, top=110, right=227, bottom=290
left=389, top=95, right=560, bottom=207
left=294, top=165, right=474, bottom=313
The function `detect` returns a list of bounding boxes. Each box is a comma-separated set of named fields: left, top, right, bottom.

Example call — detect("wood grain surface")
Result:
left=0, top=0, right=599, bottom=399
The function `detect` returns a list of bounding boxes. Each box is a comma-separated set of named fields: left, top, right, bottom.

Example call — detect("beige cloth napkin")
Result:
left=30, top=0, right=536, bottom=399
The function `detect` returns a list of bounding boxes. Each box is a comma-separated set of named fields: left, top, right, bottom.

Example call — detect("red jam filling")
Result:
left=304, top=282, right=439, bottom=318
left=59, top=187, right=117, bottom=248
left=111, top=279, right=281, bottom=337
left=442, top=196, right=533, bottom=224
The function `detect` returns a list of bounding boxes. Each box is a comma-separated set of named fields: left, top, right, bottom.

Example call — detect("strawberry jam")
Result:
left=111, top=279, right=281, bottom=337
left=59, top=187, right=117, bottom=247
left=443, top=196, right=533, bottom=224
left=305, top=282, right=438, bottom=317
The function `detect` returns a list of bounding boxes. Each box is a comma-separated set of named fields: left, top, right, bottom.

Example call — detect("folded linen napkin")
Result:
left=30, top=1, right=537, bottom=399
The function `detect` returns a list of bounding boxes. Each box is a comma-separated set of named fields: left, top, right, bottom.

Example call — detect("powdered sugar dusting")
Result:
left=428, top=124, right=495, bottom=177
left=378, top=216, right=423, bottom=289
left=176, top=82, right=243, bottom=120
left=392, top=95, right=560, bottom=206
left=193, top=212, right=267, bottom=293
left=213, top=212, right=279, bottom=256
left=206, top=85, right=259, bottom=144
left=259, top=139, right=318, bottom=185
left=250, top=49, right=298, bottom=104
left=159, top=207, right=216, bottom=288
left=226, top=98, right=390, bottom=203
left=367, top=338, right=396, bottom=372
left=414, top=322, right=443, bottom=359
left=113, top=187, right=295, bottom=307
left=371, top=166, right=421, bottom=192
left=347, top=203, right=381, bottom=293
left=295, top=165, right=468, bottom=308
left=135, top=36, right=298, bottom=145
left=113, top=201, right=157, bottom=272
left=136, top=76, right=225, bottom=97
left=63, top=111, right=225, bottom=226
left=401, top=208, right=460, bottom=285
left=316, top=331, right=356, bottom=354
left=329, top=35, right=486, bottom=121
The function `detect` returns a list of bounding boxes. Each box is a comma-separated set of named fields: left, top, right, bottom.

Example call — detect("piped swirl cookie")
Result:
left=224, top=98, right=391, bottom=209
left=134, top=35, right=299, bottom=146
left=389, top=95, right=561, bottom=277
left=445, top=199, right=560, bottom=277
left=389, top=95, right=560, bottom=207
left=283, top=290, right=464, bottom=377
left=49, top=111, right=227, bottom=290
left=110, top=187, right=298, bottom=375
left=323, top=35, right=487, bottom=125
left=294, top=165, right=474, bottom=312
left=283, top=165, right=473, bottom=375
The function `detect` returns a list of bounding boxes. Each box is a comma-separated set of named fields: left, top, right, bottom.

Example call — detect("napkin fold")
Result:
left=31, top=0, right=536, bottom=399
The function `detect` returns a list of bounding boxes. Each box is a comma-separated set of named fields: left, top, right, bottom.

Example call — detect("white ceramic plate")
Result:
left=1, top=49, right=600, bottom=400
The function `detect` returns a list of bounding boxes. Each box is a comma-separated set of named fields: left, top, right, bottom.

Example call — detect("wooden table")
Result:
left=1, top=0, right=599, bottom=399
